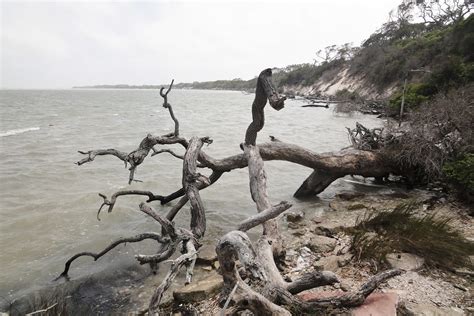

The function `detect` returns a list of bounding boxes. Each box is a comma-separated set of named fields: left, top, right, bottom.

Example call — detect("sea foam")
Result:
left=0, top=127, right=40, bottom=137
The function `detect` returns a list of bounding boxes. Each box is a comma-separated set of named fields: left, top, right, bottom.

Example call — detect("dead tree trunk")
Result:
left=59, top=69, right=401, bottom=315
left=215, top=69, right=401, bottom=315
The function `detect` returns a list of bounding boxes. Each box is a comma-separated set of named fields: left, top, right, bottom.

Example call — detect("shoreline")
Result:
left=4, top=185, right=472, bottom=315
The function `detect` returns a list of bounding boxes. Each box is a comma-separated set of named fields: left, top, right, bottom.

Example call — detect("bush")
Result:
left=385, top=84, right=474, bottom=184
left=443, top=154, right=474, bottom=190
left=389, top=82, right=437, bottom=110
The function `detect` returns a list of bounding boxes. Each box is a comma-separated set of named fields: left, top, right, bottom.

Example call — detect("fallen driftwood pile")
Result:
left=58, top=69, right=401, bottom=314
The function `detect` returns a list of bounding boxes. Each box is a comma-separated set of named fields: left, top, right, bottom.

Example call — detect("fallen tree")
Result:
left=58, top=68, right=401, bottom=314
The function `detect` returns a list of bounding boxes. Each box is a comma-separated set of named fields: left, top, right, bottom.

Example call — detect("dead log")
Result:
left=62, top=69, right=402, bottom=315
left=215, top=68, right=401, bottom=314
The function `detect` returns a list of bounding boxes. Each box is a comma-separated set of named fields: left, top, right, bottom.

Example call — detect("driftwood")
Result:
left=215, top=69, right=401, bottom=314
left=302, top=103, right=329, bottom=108
left=59, top=68, right=401, bottom=314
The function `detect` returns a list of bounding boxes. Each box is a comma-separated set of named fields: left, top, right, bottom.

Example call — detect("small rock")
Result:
left=399, top=302, right=465, bottom=316
left=386, top=253, right=424, bottom=271
left=291, top=228, right=306, bottom=237
left=314, top=255, right=339, bottom=272
left=329, top=200, right=345, bottom=212
left=340, top=282, right=351, bottom=292
left=347, top=203, right=367, bottom=211
left=337, top=254, right=353, bottom=267
left=312, top=217, right=323, bottom=224
left=196, top=244, right=217, bottom=266
left=352, top=292, right=399, bottom=316
left=286, top=210, right=305, bottom=223
left=288, top=222, right=301, bottom=229
left=173, top=274, right=223, bottom=303
left=307, top=235, right=337, bottom=253
left=311, top=222, right=341, bottom=237
left=336, top=192, right=366, bottom=201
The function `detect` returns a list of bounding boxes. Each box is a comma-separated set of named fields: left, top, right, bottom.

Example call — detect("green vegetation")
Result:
left=389, top=82, right=435, bottom=109
left=349, top=202, right=474, bottom=270
left=360, top=14, right=473, bottom=98
left=443, top=154, right=474, bottom=191
left=443, top=154, right=474, bottom=205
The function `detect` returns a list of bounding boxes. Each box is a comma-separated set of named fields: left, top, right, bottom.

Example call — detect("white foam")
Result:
left=0, top=127, right=40, bottom=137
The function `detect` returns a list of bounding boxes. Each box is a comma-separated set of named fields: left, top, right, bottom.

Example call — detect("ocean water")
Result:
left=0, top=89, right=382, bottom=300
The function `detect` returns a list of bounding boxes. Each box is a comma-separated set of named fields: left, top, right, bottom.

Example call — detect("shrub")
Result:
left=389, top=82, right=436, bottom=110
left=443, top=154, right=474, bottom=204
left=385, top=84, right=474, bottom=184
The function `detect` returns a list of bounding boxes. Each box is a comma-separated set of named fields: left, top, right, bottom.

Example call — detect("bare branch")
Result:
left=26, top=303, right=59, bottom=316
left=152, top=148, right=184, bottom=159
left=139, top=203, right=176, bottom=238
left=183, top=239, right=197, bottom=285
left=160, top=79, right=180, bottom=136
left=244, top=68, right=286, bottom=146
left=237, top=201, right=292, bottom=232
left=76, top=149, right=129, bottom=166
left=286, top=271, right=339, bottom=294
left=148, top=248, right=198, bottom=314
left=96, top=190, right=165, bottom=220
left=56, top=232, right=168, bottom=279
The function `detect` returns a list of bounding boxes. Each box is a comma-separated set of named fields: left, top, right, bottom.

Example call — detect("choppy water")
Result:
left=0, top=89, right=382, bottom=300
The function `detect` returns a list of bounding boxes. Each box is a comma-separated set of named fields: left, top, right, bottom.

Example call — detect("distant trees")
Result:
left=313, top=43, right=359, bottom=65
left=391, top=0, right=472, bottom=26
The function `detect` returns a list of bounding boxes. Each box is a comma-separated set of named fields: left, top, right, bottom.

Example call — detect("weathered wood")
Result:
left=184, top=239, right=197, bottom=285
left=294, top=170, right=340, bottom=198
left=197, top=142, right=392, bottom=198
left=216, top=231, right=266, bottom=291
left=237, top=201, right=292, bottom=232
left=96, top=190, right=165, bottom=219
left=273, top=269, right=402, bottom=312
left=286, top=271, right=339, bottom=294
left=160, top=79, right=180, bottom=136
left=67, top=68, right=403, bottom=315
left=57, top=232, right=168, bottom=279
left=226, top=275, right=291, bottom=316
left=148, top=250, right=198, bottom=314
left=244, top=68, right=286, bottom=146
left=183, top=136, right=212, bottom=239
left=76, top=80, right=187, bottom=184
left=140, top=203, right=177, bottom=238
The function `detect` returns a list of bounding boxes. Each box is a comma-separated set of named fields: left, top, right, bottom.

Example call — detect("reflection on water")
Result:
left=0, top=89, right=383, bottom=299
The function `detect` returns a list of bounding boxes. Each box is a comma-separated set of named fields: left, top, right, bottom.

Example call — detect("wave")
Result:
left=0, top=127, right=40, bottom=137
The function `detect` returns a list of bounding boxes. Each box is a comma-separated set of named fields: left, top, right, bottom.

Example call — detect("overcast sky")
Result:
left=1, top=0, right=401, bottom=89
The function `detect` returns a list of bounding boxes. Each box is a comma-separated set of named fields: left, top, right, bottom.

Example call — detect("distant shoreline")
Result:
left=73, top=85, right=165, bottom=89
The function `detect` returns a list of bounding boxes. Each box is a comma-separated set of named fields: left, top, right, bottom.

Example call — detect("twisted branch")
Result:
left=160, top=79, right=179, bottom=136
left=56, top=232, right=168, bottom=279
left=148, top=248, right=198, bottom=314
left=96, top=190, right=165, bottom=220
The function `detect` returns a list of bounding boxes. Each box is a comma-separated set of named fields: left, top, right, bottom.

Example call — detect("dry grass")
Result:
left=348, top=202, right=474, bottom=270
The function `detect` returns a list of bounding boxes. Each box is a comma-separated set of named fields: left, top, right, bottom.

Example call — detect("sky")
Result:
left=1, top=0, right=402, bottom=89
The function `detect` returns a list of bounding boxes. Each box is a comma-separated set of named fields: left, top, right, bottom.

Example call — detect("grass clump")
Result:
left=349, top=202, right=474, bottom=270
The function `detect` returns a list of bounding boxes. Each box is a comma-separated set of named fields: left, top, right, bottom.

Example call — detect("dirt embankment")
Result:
left=280, top=65, right=396, bottom=100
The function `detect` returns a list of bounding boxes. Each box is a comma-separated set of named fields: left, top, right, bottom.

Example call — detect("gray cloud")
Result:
left=1, top=0, right=401, bottom=89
